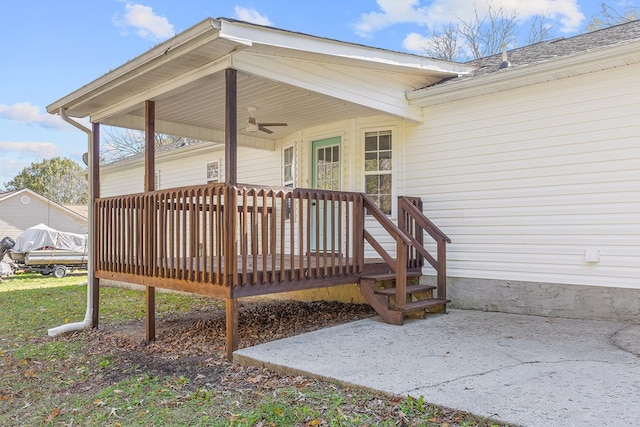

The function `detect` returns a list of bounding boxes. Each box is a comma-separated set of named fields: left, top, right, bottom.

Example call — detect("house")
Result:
left=47, top=18, right=640, bottom=358
left=0, top=188, right=88, bottom=239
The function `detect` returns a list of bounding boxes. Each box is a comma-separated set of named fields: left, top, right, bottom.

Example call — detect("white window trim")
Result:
left=282, top=144, right=296, bottom=188
left=361, top=126, right=397, bottom=217
left=206, top=159, right=221, bottom=183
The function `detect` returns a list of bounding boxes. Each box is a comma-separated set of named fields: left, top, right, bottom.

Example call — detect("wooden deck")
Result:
left=93, top=183, right=449, bottom=360
left=97, top=253, right=390, bottom=298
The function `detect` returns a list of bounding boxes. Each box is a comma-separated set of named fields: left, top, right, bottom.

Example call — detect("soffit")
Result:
left=49, top=17, right=470, bottom=140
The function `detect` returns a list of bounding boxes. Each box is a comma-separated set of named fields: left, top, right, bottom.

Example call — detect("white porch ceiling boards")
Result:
left=48, top=18, right=473, bottom=142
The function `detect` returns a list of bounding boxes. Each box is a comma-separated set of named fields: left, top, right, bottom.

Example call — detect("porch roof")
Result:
left=46, top=18, right=473, bottom=142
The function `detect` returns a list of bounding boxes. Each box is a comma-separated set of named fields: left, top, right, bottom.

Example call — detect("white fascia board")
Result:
left=47, top=19, right=221, bottom=116
left=219, top=19, right=473, bottom=76
left=408, top=40, right=640, bottom=107
left=105, top=114, right=275, bottom=151
left=91, top=56, right=231, bottom=123
left=232, top=51, right=424, bottom=122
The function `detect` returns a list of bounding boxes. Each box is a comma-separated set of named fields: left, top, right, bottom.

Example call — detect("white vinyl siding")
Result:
left=101, top=146, right=281, bottom=197
left=405, top=63, right=640, bottom=289
left=0, top=192, right=87, bottom=239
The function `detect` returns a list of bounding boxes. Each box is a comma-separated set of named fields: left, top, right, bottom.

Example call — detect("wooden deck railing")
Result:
left=398, top=196, right=451, bottom=299
left=362, top=195, right=450, bottom=308
left=94, top=184, right=367, bottom=296
left=95, top=184, right=448, bottom=301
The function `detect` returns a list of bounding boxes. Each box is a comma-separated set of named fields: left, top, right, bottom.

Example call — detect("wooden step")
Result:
left=360, top=271, right=422, bottom=282
left=401, top=298, right=450, bottom=313
left=374, top=284, right=436, bottom=296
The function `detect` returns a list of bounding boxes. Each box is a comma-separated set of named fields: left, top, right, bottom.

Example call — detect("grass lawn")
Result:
left=0, top=272, right=510, bottom=426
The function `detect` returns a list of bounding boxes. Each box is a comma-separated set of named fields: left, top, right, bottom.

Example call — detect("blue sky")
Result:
left=0, top=0, right=610, bottom=186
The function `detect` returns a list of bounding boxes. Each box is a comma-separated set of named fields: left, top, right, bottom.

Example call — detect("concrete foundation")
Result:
left=426, top=276, right=640, bottom=324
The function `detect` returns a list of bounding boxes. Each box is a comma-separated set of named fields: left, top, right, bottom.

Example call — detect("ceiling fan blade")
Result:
left=258, top=125, right=274, bottom=134
left=257, top=123, right=288, bottom=127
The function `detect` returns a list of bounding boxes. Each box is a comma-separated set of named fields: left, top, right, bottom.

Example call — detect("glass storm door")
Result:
left=311, top=137, right=341, bottom=251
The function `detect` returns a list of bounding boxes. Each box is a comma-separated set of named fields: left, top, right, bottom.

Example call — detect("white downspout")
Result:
left=48, top=108, right=95, bottom=336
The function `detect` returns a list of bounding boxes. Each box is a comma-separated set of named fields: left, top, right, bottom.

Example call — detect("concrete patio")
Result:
left=235, top=309, right=640, bottom=427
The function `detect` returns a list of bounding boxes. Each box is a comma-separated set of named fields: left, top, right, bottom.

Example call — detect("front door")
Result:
left=311, top=137, right=341, bottom=251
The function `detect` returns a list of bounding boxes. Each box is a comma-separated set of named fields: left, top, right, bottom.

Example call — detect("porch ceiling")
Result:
left=100, top=69, right=385, bottom=141
left=48, top=18, right=472, bottom=142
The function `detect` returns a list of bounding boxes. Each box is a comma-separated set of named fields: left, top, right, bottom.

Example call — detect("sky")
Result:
left=0, top=0, right=610, bottom=187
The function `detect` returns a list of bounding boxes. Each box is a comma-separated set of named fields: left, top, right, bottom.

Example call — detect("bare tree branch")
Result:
left=456, top=4, right=519, bottom=59
left=587, top=2, right=640, bottom=31
left=423, top=23, right=463, bottom=61
left=100, top=128, right=191, bottom=164
left=528, top=14, right=556, bottom=45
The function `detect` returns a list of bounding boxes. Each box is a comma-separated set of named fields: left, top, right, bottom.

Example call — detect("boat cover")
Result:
left=13, top=223, right=87, bottom=253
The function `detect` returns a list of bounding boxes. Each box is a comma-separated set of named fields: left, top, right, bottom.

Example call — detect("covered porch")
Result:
left=47, top=18, right=468, bottom=359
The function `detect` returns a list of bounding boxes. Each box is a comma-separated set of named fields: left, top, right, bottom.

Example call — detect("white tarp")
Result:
left=0, top=261, right=12, bottom=276
left=14, top=223, right=88, bottom=253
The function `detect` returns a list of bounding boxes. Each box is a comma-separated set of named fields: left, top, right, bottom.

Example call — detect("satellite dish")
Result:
left=82, top=152, right=89, bottom=166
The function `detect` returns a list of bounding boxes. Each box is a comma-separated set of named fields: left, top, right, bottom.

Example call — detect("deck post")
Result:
left=144, top=100, right=156, bottom=342
left=226, top=297, right=238, bottom=361
left=224, top=68, right=238, bottom=360
left=91, top=122, right=101, bottom=328
left=225, top=68, right=238, bottom=186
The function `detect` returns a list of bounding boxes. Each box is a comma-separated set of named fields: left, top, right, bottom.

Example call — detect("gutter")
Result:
left=47, top=108, right=95, bottom=336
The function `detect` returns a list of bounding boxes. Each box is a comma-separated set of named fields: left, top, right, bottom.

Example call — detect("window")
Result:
left=206, top=160, right=220, bottom=183
left=364, top=130, right=392, bottom=215
left=283, top=146, right=294, bottom=188
left=283, top=146, right=295, bottom=219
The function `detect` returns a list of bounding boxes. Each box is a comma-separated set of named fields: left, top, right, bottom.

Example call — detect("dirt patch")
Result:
left=77, top=299, right=375, bottom=390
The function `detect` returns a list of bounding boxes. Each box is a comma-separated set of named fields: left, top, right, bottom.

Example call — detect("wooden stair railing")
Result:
left=359, top=195, right=451, bottom=325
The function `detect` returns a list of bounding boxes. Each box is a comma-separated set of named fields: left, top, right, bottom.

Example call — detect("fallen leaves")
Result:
left=42, top=407, right=60, bottom=424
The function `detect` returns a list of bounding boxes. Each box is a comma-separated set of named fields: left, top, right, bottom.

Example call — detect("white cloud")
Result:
left=0, top=142, right=61, bottom=183
left=353, top=0, right=585, bottom=37
left=234, top=6, right=273, bottom=26
left=0, top=102, right=67, bottom=130
left=403, top=32, right=431, bottom=52
left=0, top=141, right=60, bottom=159
left=354, top=0, right=428, bottom=37
left=114, top=3, right=174, bottom=41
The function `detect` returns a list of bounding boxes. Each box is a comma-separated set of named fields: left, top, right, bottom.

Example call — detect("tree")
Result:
left=423, top=4, right=521, bottom=61
left=527, top=14, right=556, bottom=45
left=423, top=0, right=638, bottom=62
left=586, top=2, right=640, bottom=31
left=101, top=127, right=194, bottom=163
left=2, top=157, right=88, bottom=205
left=423, top=23, right=462, bottom=61
left=458, top=4, right=519, bottom=60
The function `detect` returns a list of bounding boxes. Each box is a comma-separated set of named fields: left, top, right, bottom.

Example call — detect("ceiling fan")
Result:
left=245, top=107, right=287, bottom=134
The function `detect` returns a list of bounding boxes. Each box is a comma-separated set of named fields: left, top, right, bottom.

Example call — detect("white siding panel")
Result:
left=101, top=146, right=282, bottom=197
left=0, top=195, right=87, bottom=239
left=406, top=64, right=640, bottom=289
left=100, top=166, right=144, bottom=197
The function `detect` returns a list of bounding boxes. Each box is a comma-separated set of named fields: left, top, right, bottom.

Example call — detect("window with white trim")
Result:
left=206, top=159, right=221, bottom=183
left=283, top=145, right=295, bottom=219
left=364, top=130, right=392, bottom=215
left=283, top=146, right=294, bottom=188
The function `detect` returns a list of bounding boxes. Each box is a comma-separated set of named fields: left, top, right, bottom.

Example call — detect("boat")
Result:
left=0, top=224, right=88, bottom=278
